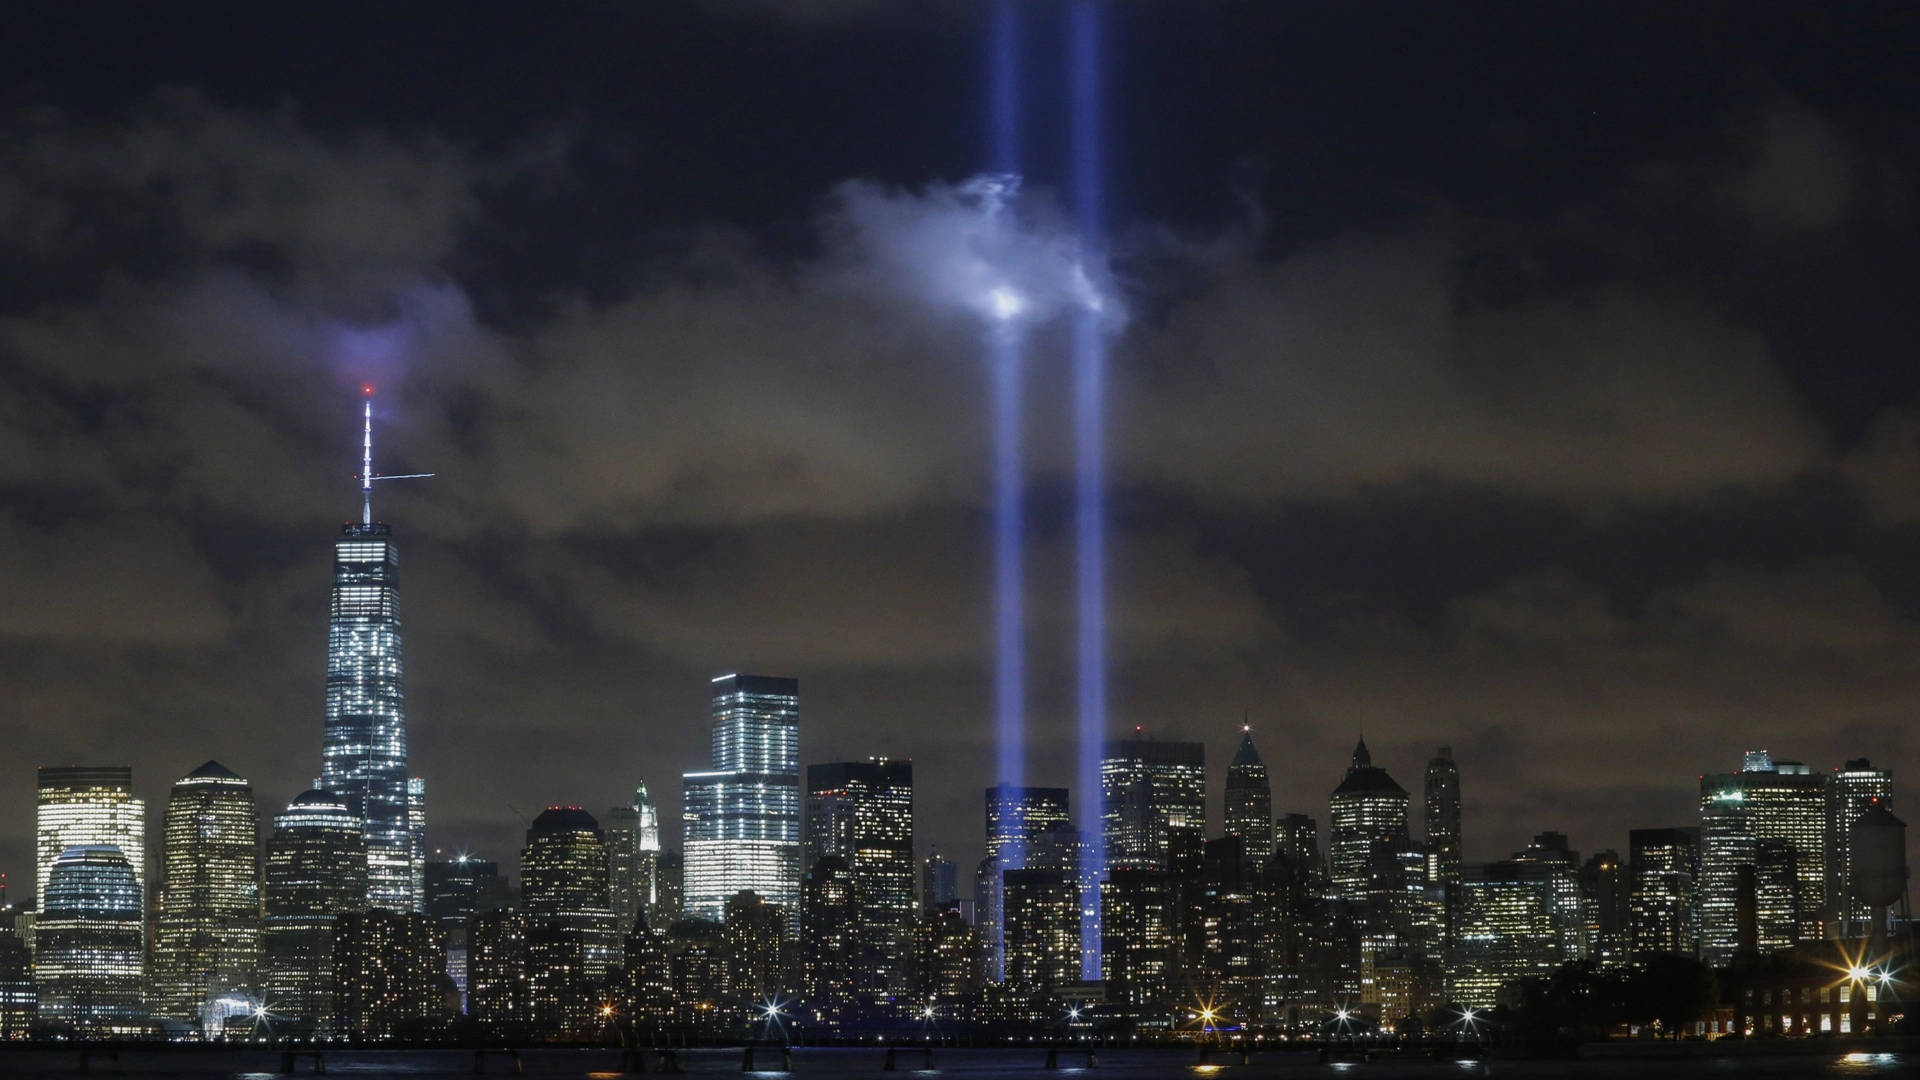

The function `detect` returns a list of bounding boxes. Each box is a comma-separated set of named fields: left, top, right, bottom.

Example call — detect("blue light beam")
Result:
left=989, top=0, right=1027, bottom=852
left=1070, top=0, right=1107, bottom=981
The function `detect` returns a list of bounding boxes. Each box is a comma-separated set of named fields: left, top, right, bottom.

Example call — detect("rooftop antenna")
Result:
left=358, top=385, right=434, bottom=524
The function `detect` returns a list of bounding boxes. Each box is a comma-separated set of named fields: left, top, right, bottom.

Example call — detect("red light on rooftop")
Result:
left=362, top=383, right=375, bottom=396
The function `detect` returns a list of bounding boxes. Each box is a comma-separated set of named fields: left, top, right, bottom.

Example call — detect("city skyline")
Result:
left=5, top=0, right=1920, bottom=981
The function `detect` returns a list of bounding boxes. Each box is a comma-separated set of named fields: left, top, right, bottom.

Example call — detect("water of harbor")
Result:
left=0, top=1045, right=1908, bottom=1079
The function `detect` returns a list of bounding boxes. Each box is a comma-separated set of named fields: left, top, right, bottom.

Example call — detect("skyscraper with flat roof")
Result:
left=150, top=761, right=262, bottom=1023
left=1100, top=735, right=1205, bottom=871
left=1423, top=746, right=1462, bottom=933
left=35, top=846, right=146, bottom=1035
left=1827, top=758, right=1893, bottom=934
left=683, top=675, right=801, bottom=929
left=263, top=790, right=367, bottom=1032
left=1698, top=751, right=1827, bottom=964
left=806, top=759, right=914, bottom=996
left=980, top=784, right=1070, bottom=981
left=35, top=766, right=145, bottom=913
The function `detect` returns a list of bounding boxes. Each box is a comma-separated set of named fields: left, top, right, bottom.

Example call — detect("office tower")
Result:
left=683, top=674, right=801, bottom=929
left=408, top=778, right=427, bottom=907
left=1581, top=849, right=1628, bottom=968
left=519, top=807, right=621, bottom=1010
left=1423, top=746, right=1463, bottom=932
left=652, top=852, right=684, bottom=928
left=721, top=890, right=787, bottom=1004
left=1099, top=867, right=1175, bottom=1014
left=615, top=915, right=674, bottom=1026
left=1698, top=751, right=1828, bottom=964
left=1510, top=831, right=1586, bottom=961
left=35, top=766, right=145, bottom=912
left=1449, top=860, right=1564, bottom=1008
left=922, top=848, right=958, bottom=914
left=330, top=908, right=446, bottom=1038
left=1827, top=758, right=1893, bottom=934
left=799, top=855, right=858, bottom=1012
left=607, top=781, right=662, bottom=931
left=1223, top=727, right=1274, bottom=863
left=148, top=762, right=262, bottom=1024
left=1276, top=813, right=1321, bottom=872
left=263, top=790, right=368, bottom=1032
left=1627, top=827, right=1700, bottom=962
left=805, top=758, right=915, bottom=996
left=0, top=931, right=30, bottom=1039
left=466, top=911, right=531, bottom=1036
left=1100, top=735, right=1206, bottom=870
left=1328, top=739, right=1410, bottom=900
left=913, top=907, right=982, bottom=1004
left=424, top=856, right=508, bottom=927
left=1002, top=868, right=1079, bottom=987
left=34, top=846, right=146, bottom=1035
left=981, top=784, right=1070, bottom=982
left=320, top=396, right=425, bottom=913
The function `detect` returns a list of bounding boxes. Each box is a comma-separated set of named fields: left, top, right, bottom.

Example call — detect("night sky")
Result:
left=4, top=1, right=1919, bottom=891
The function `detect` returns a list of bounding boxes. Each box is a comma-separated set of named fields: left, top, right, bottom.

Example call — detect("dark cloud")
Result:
left=2, top=6, right=1918, bottom=886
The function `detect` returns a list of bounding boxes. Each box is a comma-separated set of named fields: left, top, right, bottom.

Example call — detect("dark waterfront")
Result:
left=0, top=1046, right=1909, bottom=1079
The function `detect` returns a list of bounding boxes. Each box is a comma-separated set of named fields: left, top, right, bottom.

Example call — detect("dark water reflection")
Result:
left=0, top=1046, right=1906, bottom=1079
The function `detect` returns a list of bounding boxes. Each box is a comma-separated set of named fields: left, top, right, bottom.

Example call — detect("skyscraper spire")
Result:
left=361, top=388, right=373, bottom=525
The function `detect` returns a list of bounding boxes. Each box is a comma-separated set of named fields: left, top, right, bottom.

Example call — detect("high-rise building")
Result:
left=1423, top=746, right=1462, bottom=932
left=1100, top=736, right=1206, bottom=871
left=980, top=785, right=1070, bottom=982
left=1099, top=867, right=1175, bottom=1014
left=607, top=782, right=663, bottom=931
left=1827, top=758, right=1893, bottom=934
left=149, top=761, right=262, bottom=1024
left=320, top=394, right=425, bottom=913
left=1449, top=860, right=1563, bottom=1008
left=263, top=790, right=368, bottom=1032
left=913, top=908, right=981, bottom=1004
left=520, top=808, right=621, bottom=978
left=1627, top=827, right=1699, bottom=962
left=1328, top=739, right=1410, bottom=900
left=35, top=766, right=145, bottom=913
left=799, top=855, right=859, bottom=1013
left=1002, top=868, right=1079, bottom=988
left=408, top=778, right=427, bottom=907
left=34, top=846, right=146, bottom=1035
left=1510, top=831, right=1585, bottom=962
left=721, top=890, right=788, bottom=1005
left=1580, top=849, right=1628, bottom=968
left=921, top=848, right=958, bottom=914
left=683, top=674, right=801, bottom=929
left=330, top=908, right=446, bottom=1038
left=653, top=852, right=684, bottom=929
left=466, top=911, right=531, bottom=1036
left=1223, top=727, right=1274, bottom=864
left=1698, top=752, right=1828, bottom=964
left=805, top=758, right=914, bottom=996
left=423, top=854, right=507, bottom=1012
left=0, top=929, right=31, bottom=1040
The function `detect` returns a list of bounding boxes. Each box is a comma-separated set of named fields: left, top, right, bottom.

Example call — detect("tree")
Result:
left=1624, top=955, right=1716, bottom=1038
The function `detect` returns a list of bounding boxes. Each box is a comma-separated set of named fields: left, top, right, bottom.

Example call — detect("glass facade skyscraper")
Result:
left=1827, top=758, right=1893, bottom=933
left=263, top=790, right=368, bottom=1031
left=805, top=758, right=915, bottom=996
left=1100, top=736, right=1205, bottom=871
left=150, top=761, right=262, bottom=1023
left=1698, top=751, right=1827, bottom=964
left=321, top=393, right=424, bottom=913
left=1328, top=739, right=1410, bottom=900
left=35, top=766, right=145, bottom=914
left=1223, top=727, right=1273, bottom=862
left=682, top=674, right=800, bottom=928
left=36, top=846, right=146, bottom=1035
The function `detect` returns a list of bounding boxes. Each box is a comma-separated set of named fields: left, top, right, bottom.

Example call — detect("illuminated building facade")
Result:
left=805, top=758, right=914, bottom=996
left=1699, top=751, right=1828, bottom=965
left=799, top=855, right=859, bottom=1013
left=0, top=931, right=30, bottom=1039
left=981, top=784, right=1071, bottom=982
left=35, top=766, right=145, bottom=914
left=606, top=781, right=662, bottom=931
left=721, top=890, right=787, bottom=1004
left=1628, top=827, right=1699, bottom=962
left=465, top=911, right=531, bottom=1035
left=1580, top=848, right=1629, bottom=968
left=1099, top=867, right=1174, bottom=1013
left=520, top=807, right=620, bottom=1034
left=408, top=777, right=427, bottom=907
left=1223, top=728, right=1273, bottom=864
left=1510, top=831, right=1586, bottom=962
left=263, top=790, right=367, bottom=1032
left=1002, top=868, right=1079, bottom=988
left=1449, top=860, right=1561, bottom=1008
left=1328, top=739, right=1410, bottom=900
left=35, top=846, right=145, bottom=1035
left=1100, top=737, right=1206, bottom=871
left=321, top=517, right=418, bottom=913
left=652, top=852, right=684, bottom=929
left=1826, top=758, right=1893, bottom=933
left=683, top=674, right=801, bottom=929
left=913, top=908, right=982, bottom=1005
left=330, top=908, right=446, bottom=1038
left=150, top=761, right=262, bottom=1024
left=1423, top=747, right=1462, bottom=934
